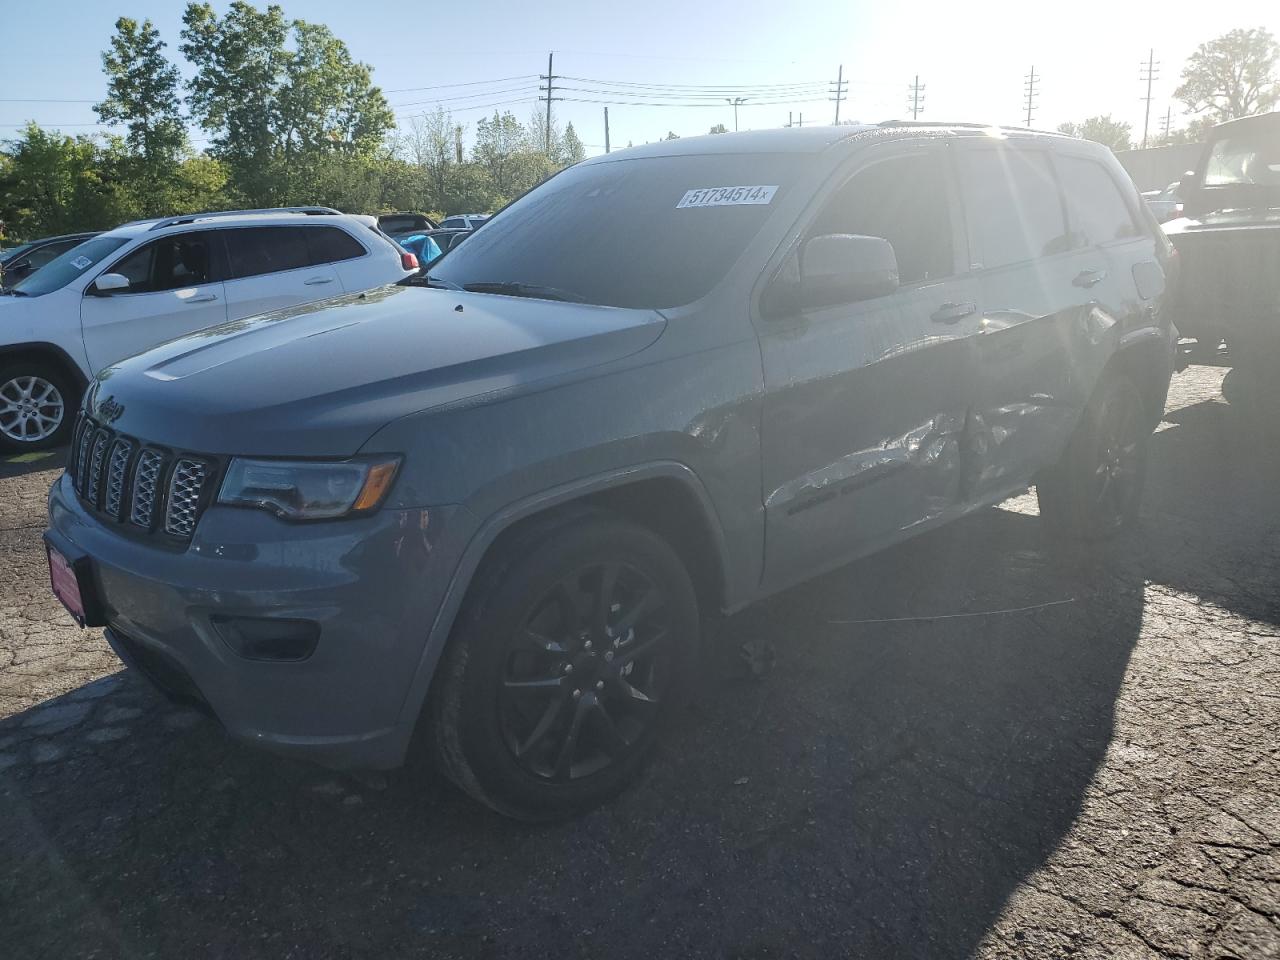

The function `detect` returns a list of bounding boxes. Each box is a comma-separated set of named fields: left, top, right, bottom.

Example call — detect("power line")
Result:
left=390, top=85, right=538, bottom=109
left=554, top=94, right=829, bottom=109
left=395, top=97, right=538, bottom=121
left=1023, top=65, right=1039, bottom=128
left=384, top=75, right=538, bottom=94
left=830, top=65, right=847, bottom=125
left=1139, top=49, right=1159, bottom=149
left=558, top=74, right=830, bottom=92
left=907, top=75, right=925, bottom=120
left=551, top=84, right=824, bottom=102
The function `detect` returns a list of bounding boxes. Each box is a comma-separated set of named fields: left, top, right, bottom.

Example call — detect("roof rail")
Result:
left=877, top=119, right=1062, bottom=136
left=147, top=206, right=342, bottom=231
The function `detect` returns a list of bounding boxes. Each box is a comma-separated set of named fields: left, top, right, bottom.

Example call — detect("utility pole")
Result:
left=604, top=107, right=610, bottom=154
left=1023, top=65, right=1039, bottom=128
left=787, top=111, right=793, bottom=128
left=538, top=52, right=560, bottom=154
left=454, top=124, right=463, bottom=164
left=1139, top=49, right=1160, bottom=149
left=908, top=74, right=926, bottom=120
left=797, top=113, right=804, bottom=128
left=725, top=96, right=747, bottom=132
left=830, top=64, right=847, bottom=125
left=1160, top=106, right=1172, bottom=143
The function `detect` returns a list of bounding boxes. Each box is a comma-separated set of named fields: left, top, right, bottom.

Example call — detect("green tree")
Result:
left=180, top=2, right=289, bottom=205
left=560, top=122, right=586, bottom=165
left=708, top=123, right=729, bottom=135
left=180, top=2, right=393, bottom=207
left=0, top=124, right=130, bottom=237
left=95, top=17, right=188, bottom=217
left=1176, top=28, right=1280, bottom=123
left=1057, top=115, right=1133, bottom=152
left=663, top=131, right=681, bottom=140
left=473, top=110, right=527, bottom=196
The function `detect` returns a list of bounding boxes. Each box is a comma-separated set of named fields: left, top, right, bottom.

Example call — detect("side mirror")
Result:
left=798, top=234, right=899, bottom=309
left=92, top=273, right=130, bottom=295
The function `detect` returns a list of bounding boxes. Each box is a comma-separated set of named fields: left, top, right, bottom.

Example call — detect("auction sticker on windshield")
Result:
left=70, top=256, right=92, bottom=270
left=677, top=185, right=778, bottom=208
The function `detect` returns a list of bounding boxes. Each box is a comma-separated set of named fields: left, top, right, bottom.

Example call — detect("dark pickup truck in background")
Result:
left=1164, top=112, right=1280, bottom=399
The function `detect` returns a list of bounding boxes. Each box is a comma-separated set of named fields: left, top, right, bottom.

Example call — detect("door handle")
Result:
left=1073, top=268, right=1106, bottom=288
left=184, top=293, right=218, bottom=304
left=303, top=276, right=335, bottom=286
left=930, top=301, right=977, bottom=324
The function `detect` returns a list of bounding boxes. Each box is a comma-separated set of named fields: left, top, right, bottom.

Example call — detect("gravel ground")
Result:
left=1, top=365, right=1277, bottom=960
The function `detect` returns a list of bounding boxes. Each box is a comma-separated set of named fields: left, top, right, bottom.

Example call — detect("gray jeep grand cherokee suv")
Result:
left=46, top=124, right=1175, bottom=819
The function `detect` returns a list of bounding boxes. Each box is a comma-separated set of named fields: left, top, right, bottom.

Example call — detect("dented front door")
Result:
left=758, top=272, right=983, bottom=591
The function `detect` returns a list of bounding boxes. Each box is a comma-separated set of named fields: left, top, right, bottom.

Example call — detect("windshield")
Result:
left=431, top=153, right=805, bottom=309
left=10, top=235, right=130, bottom=297
left=0, top=242, right=35, bottom=264
left=1203, top=131, right=1280, bottom=188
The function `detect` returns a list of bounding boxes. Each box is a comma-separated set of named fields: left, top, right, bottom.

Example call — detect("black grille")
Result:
left=130, top=450, right=164, bottom=529
left=103, top=439, right=134, bottom=519
left=165, top=459, right=207, bottom=537
left=68, top=414, right=219, bottom=542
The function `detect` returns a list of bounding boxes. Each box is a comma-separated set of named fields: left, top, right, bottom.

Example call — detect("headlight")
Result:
left=218, top=457, right=400, bottom=520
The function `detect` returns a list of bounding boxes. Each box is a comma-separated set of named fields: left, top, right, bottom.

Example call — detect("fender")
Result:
left=0, top=341, right=91, bottom=390
left=389, top=459, right=733, bottom=750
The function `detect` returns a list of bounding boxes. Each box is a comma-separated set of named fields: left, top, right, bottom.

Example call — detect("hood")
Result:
left=89, top=284, right=666, bottom=456
left=1163, top=205, right=1280, bottom=238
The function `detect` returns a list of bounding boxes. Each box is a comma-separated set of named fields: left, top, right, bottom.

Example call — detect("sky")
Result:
left=3, top=0, right=1279, bottom=157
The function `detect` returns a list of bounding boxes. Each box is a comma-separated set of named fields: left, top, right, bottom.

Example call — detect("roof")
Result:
left=586, top=121, right=1070, bottom=164
left=1208, top=111, right=1280, bottom=135
left=105, top=207, right=349, bottom=238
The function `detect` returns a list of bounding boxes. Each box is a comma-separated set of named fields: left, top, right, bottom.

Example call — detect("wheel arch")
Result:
left=1103, top=328, right=1175, bottom=430
left=395, top=461, right=731, bottom=753
left=0, top=342, right=90, bottom=397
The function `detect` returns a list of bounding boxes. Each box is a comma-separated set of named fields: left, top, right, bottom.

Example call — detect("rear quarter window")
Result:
left=1055, top=155, right=1143, bottom=247
left=305, top=226, right=366, bottom=264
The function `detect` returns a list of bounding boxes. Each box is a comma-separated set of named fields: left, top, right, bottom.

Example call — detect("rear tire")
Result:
left=430, top=511, right=699, bottom=820
left=1037, top=374, right=1149, bottom=542
left=0, top=361, right=78, bottom=454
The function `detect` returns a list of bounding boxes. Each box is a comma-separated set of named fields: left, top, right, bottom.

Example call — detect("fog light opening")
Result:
left=211, top=616, right=320, bottom=662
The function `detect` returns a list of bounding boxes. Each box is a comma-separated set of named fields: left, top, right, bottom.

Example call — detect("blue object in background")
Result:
left=401, top=234, right=442, bottom=265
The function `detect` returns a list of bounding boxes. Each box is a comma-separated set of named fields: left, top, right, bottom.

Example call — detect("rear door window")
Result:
left=304, top=226, right=366, bottom=265
left=1055, top=156, right=1143, bottom=247
left=958, top=149, right=1070, bottom=270
left=225, top=227, right=311, bottom=279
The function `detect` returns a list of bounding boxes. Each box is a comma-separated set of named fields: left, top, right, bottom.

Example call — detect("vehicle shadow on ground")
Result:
left=0, top=397, right=1268, bottom=959
left=0, top=447, right=66, bottom=481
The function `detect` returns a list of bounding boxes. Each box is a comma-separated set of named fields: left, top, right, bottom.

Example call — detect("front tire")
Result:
left=430, top=511, right=699, bottom=820
left=0, top=362, right=78, bottom=454
left=1037, top=374, right=1149, bottom=542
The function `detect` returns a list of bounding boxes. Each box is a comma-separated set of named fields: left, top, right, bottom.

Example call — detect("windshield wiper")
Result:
left=425, top=275, right=463, bottom=291
left=0, top=287, right=29, bottom=297
left=461, top=281, right=587, bottom=303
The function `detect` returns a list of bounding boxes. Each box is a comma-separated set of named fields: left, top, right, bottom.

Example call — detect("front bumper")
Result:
left=48, top=473, right=471, bottom=770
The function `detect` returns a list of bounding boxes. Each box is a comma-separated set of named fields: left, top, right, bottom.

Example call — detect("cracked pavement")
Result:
left=1, top=365, right=1277, bottom=959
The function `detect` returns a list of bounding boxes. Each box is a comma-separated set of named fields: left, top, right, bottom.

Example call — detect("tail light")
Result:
left=401, top=252, right=419, bottom=271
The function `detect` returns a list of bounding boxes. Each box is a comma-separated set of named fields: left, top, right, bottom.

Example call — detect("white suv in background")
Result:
left=438, top=214, right=490, bottom=230
left=0, top=207, right=417, bottom=452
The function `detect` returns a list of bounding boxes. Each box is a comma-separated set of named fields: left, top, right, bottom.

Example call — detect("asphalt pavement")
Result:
left=1, top=365, right=1277, bottom=959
